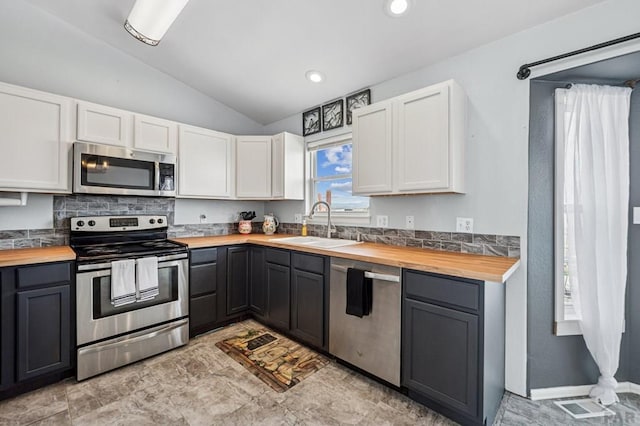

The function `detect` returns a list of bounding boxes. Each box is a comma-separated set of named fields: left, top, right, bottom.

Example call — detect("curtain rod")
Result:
left=516, top=32, right=640, bottom=80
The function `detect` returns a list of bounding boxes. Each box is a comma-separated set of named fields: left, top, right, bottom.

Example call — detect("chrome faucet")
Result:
left=308, top=201, right=336, bottom=239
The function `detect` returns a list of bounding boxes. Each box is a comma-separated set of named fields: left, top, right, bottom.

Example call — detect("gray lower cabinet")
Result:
left=249, top=246, right=266, bottom=318
left=189, top=248, right=220, bottom=337
left=402, top=269, right=505, bottom=426
left=0, top=261, right=74, bottom=401
left=226, top=246, right=249, bottom=316
left=16, top=285, right=71, bottom=382
left=265, top=259, right=290, bottom=330
left=290, top=252, right=328, bottom=349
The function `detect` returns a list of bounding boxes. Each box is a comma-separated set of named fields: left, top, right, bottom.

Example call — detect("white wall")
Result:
left=264, top=0, right=640, bottom=396
left=0, top=195, right=53, bottom=230
left=0, top=1, right=263, bottom=135
left=174, top=199, right=265, bottom=225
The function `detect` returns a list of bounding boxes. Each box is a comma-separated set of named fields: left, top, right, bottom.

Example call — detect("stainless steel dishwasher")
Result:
left=329, top=257, right=402, bottom=386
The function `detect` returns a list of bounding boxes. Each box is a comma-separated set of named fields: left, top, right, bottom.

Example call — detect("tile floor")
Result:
left=0, top=319, right=638, bottom=425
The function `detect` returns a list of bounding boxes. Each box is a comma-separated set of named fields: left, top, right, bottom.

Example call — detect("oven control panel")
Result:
left=71, top=215, right=167, bottom=232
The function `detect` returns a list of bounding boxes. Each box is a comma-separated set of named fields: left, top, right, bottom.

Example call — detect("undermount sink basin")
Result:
left=271, top=236, right=363, bottom=249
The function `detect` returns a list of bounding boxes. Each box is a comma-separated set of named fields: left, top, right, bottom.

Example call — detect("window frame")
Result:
left=554, top=88, right=581, bottom=336
left=305, top=132, right=370, bottom=225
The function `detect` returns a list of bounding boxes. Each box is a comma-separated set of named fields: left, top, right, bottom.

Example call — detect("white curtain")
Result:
left=563, top=84, right=632, bottom=406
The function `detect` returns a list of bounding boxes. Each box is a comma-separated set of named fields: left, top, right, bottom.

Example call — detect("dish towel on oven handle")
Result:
left=136, top=256, right=159, bottom=301
left=111, top=259, right=136, bottom=307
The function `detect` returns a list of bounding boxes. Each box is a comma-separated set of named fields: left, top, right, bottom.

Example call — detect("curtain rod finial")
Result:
left=517, top=67, right=531, bottom=80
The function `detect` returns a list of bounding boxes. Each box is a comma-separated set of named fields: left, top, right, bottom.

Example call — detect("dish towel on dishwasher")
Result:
left=111, top=259, right=136, bottom=307
left=346, top=268, right=373, bottom=317
left=136, top=256, right=159, bottom=301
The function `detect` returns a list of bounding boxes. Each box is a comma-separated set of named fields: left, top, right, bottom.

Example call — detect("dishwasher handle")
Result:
left=331, top=264, right=400, bottom=283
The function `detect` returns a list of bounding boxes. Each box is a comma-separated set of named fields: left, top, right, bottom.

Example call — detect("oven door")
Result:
left=76, top=256, right=188, bottom=346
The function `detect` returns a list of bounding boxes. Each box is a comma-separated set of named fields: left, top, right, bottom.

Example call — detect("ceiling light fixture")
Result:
left=305, top=70, right=325, bottom=83
left=384, top=0, right=412, bottom=17
left=124, top=0, right=189, bottom=46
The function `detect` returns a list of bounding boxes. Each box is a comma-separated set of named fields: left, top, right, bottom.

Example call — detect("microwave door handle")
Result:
left=154, top=162, right=161, bottom=191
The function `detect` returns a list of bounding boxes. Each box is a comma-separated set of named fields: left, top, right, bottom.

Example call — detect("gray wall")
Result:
left=527, top=79, right=637, bottom=390
left=0, top=1, right=263, bottom=134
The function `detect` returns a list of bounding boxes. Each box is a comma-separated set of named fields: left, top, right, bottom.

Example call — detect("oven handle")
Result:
left=78, top=318, right=188, bottom=355
left=330, top=265, right=400, bottom=283
left=77, top=255, right=187, bottom=272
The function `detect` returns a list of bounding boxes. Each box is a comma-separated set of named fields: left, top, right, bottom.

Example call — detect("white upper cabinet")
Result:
left=271, top=132, right=304, bottom=200
left=133, top=114, right=177, bottom=154
left=352, top=102, right=394, bottom=195
left=76, top=102, right=177, bottom=154
left=352, top=79, right=466, bottom=196
left=0, top=82, right=72, bottom=193
left=235, top=136, right=272, bottom=199
left=76, top=101, right=131, bottom=147
left=178, top=125, right=234, bottom=199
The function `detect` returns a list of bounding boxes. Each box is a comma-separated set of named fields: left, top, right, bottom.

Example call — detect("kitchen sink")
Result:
left=271, top=236, right=363, bottom=249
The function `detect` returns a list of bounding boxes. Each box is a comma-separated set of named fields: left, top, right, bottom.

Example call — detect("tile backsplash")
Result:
left=0, top=195, right=520, bottom=258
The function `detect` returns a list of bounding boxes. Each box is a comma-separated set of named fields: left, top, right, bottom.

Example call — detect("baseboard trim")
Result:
left=530, top=382, right=639, bottom=400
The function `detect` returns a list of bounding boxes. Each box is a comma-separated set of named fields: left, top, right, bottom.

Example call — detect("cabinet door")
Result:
left=266, top=262, right=290, bottom=330
left=271, top=133, right=284, bottom=198
left=226, top=246, right=249, bottom=316
left=291, top=268, right=324, bottom=348
left=352, top=102, right=393, bottom=195
left=189, top=256, right=218, bottom=335
left=76, top=101, right=131, bottom=147
left=178, top=125, right=234, bottom=198
left=249, top=247, right=267, bottom=317
left=236, top=136, right=272, bottom=198
left=395, top=83, right=450, bottom=192
left=133, top=114, right=177, bottom=154
left=402, top=298, right=479, bottom=418
left=16, top=285, right=71, bottom=382
left=0, top=83, right=71, bottom=192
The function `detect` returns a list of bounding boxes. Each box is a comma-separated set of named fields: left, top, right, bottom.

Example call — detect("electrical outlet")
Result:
left=634, top=207, right=640, bottom=224
left=406, top=215, right=414, bottom=229
left=199, top=214, right=207, bottom=224
left=376, top=215, right=389, bottom=228
left=294, top=213, right=303, bottom=224
left=456, top=217, right=473, bottom=233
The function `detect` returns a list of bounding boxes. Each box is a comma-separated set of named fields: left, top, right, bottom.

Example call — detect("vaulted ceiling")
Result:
left=25, top=0, right=606, bottom=124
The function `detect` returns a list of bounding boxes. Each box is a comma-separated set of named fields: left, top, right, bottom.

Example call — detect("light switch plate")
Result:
left=199, top=214, right=207, bottom=224
left=294, top=213, right=303, bottom=224
left=376, top=215, right=389, bottom=228
left=634, top=207, right=640, bottom=224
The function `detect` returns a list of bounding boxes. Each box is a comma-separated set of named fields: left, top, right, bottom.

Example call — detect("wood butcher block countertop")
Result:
left=173, top=234, right=520, bottom=283
left=0, top=246, right=76, bottom=267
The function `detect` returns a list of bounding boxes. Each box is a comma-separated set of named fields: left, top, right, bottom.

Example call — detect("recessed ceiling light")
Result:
left=305, top=70, right=325, bottom=83
left=385, top=0, right=412, bottom=17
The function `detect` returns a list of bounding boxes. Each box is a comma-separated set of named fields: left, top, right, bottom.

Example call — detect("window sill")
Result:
left=554, top=320, right=582, bottom=336
left=555, top=319, right=626, bottom=336
left=306, top=213, right=370, bottom=226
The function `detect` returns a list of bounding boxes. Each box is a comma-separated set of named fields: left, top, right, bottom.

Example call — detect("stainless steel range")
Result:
left=70, top=215, right=189, bottom=380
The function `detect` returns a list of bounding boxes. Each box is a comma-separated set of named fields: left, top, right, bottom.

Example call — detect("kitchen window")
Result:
left=554, top=88, right=581, bottom=336
left=307, top=133, right=369, bottom=223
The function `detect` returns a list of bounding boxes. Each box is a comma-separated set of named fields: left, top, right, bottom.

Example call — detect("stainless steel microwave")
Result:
left=73, top=142, right=176, bottom=197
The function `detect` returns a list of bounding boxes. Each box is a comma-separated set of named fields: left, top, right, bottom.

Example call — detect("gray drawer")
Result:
left=191, top=248, right=217, bottom=265
left=16, top=262, right=72, bottom=289
left=404, top=270, right=480, bottom=312
left=292, top=252, right=325, bottom=274
left=266, top=248, right=290, bottom=266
